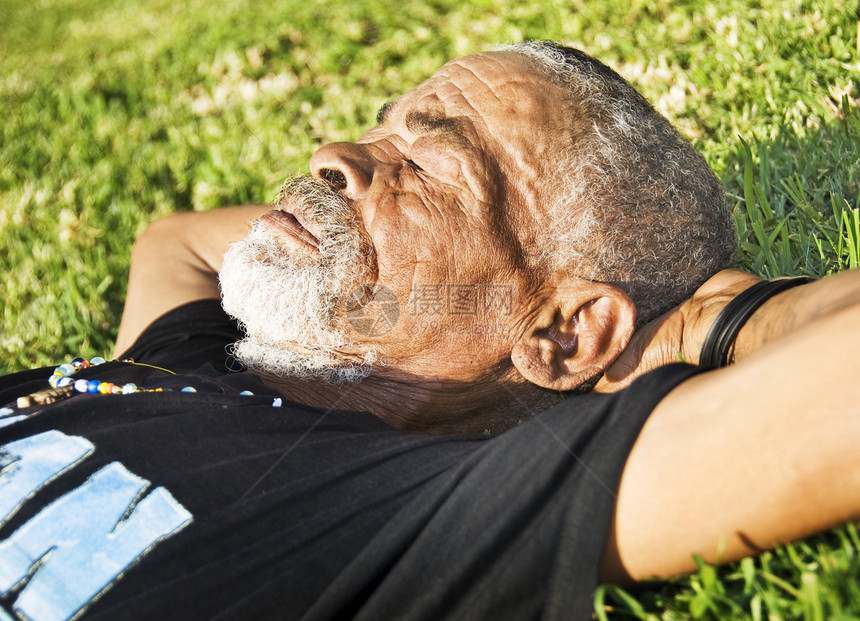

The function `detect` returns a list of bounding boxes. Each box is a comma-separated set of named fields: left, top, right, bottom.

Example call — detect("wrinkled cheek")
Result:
left=368, top=203, right=426, bottom=277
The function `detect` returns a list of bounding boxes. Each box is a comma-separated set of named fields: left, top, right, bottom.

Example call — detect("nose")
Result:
left=309, top=142, right=375, bottom=199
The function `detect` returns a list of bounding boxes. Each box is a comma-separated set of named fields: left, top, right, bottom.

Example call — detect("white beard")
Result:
left=219, top=178, right=377, bottom=383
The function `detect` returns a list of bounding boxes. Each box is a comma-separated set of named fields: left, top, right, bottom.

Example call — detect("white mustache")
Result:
left=275, top=175, right=375, bottom=267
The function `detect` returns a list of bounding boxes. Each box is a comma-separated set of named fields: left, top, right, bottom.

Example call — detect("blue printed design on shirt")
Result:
left=0, top=431, right=193, bottom=621
left=0, top=431, right=94, bottom=528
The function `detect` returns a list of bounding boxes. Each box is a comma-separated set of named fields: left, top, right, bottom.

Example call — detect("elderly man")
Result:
left=1, top=41, right=858, bottom=620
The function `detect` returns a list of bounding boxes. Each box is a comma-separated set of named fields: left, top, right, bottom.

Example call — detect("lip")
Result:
left=259, top=198, right=321, bottom=251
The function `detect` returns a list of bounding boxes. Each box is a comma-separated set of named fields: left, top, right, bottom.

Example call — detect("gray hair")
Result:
left=502, top=41, right=736, bottom=324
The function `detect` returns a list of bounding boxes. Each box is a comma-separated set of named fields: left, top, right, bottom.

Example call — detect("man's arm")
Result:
left=597, top=269, right=860, bottom=389
left=599, top=269, right=860, bottom=582
left=114, top=205, right=271, bottom=356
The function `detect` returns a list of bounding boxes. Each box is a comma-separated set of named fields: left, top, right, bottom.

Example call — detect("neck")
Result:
left=255, top=366, right=554, bottom=435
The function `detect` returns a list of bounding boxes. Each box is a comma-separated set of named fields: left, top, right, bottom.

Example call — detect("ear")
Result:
left=510, top=278, right=635, bottom=391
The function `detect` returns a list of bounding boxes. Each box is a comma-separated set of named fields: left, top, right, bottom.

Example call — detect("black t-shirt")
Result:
left=0, top=300, right=703, bottom=621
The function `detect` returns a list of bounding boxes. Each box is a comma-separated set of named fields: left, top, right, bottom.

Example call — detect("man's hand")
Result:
left=594, top=269, right=761, bottom=392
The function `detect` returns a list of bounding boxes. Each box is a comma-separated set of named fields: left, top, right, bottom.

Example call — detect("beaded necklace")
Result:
left=7, top=356, right=259, bottom=412
left=49, top=356, right=166, bottom=394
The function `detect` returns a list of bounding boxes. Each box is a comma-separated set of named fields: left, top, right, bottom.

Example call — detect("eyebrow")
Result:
left=404, top=111, right=462, bottom=136
left=376, top=101, right=393, bottom=125
left=376, top=102, right=462, bottom=138
left=376, top=103, right=469, bottom=148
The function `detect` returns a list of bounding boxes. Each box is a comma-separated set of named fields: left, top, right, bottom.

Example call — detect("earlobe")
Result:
left=511, top=282, right=635, bottom=391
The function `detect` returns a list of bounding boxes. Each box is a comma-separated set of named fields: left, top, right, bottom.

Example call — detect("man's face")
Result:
left=221, top=52, right=573, bottom=385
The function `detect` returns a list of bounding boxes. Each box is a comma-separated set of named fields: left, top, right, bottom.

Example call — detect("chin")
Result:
left=220, top=221, right=376, bottom=383
left=229, top=335, right=377, bottom=384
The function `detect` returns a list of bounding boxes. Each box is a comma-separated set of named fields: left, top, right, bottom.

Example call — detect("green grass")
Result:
left=2, top=0, right=859, bottom=617
left=597, top=524, right=860, bottom=620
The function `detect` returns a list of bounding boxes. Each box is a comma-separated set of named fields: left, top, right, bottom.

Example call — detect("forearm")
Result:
left=601, top=268, right=860, bottom=392
left=114, top=205, right=271, bottom=356
left=728, top=268, right=860, bottom=362
left=602, top=276, right=860, bottom=582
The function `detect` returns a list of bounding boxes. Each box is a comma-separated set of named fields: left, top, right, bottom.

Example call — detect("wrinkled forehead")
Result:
left=400, top=51, right=567, bottom=129
left=362, top=51, right=572, bottom=150
left=360, top=51, right=575, bottom=237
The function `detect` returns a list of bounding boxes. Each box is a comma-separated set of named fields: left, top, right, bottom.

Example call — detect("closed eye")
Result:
left=405, top=158, right=424, bottom=172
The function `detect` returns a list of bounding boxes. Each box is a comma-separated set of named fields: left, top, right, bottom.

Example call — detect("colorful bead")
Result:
left=239, top=390, right=254, bottom=396
left=272, top=398, right=283, bottom=407
left=41, top=355, right=246, bottom=407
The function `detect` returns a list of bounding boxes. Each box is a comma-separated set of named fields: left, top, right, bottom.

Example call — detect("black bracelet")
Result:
left=699, top=276, right=813, bottom=369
